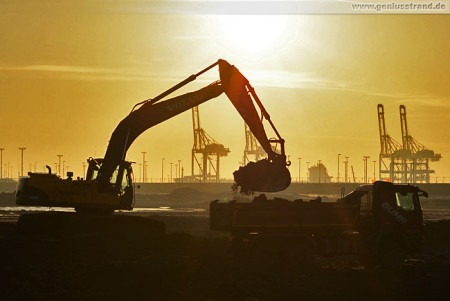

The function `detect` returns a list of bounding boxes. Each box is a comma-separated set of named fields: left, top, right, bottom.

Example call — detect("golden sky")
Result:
left=0, top=1, right=449, bottom=182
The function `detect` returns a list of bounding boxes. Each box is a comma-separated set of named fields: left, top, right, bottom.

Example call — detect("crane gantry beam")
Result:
left=191, top=106, right=230, bottom=182
left=398, top=105, right=441, bottom=183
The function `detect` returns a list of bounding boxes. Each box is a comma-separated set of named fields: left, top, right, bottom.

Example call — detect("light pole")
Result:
left=18, top=147, right=26, bottom=177
left=170, top=163, right=173, bottom=183
left=178, top=160, right=181, bottom=179
left=373, top=160, right=376, bottom=181
left=57, top=154, right=63, bottom=175
left=306, top=161, right=310, bottom=183
left=161, top=158, right=165, bottom=183
left=337, top=153, right=341, bottom=183
left=138, top=163, right=142, bottom=182
left=344, top=157, right=349, bottom=183
left=141, top=152, right=147, bottom=183
left=298, top=157, right=302, bottom=183
left=0, top=148, right=4, bottom=179
left=363, top=156, right=370, bottom=183
left=318, top=160, right=322, bottom=183
left=63, top=160, right=66, bottom=176
left=82, top=162, right=86, bottom=177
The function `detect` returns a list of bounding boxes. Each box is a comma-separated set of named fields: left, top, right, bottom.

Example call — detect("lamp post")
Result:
left=82, top=162, right=86, bottom=177
left=0, top=148, right=4, bottom=179
left=57, top=154, right=63, bottom=175
left=141, top=152, right=147, bottom=183
left=19, top=147, right=26, bottom=177
left=161, top=158, right=165, bottom=183
left=337, top=153, right=341, bottom=183
left=175, top=164, right=178, bottom=182
left=344, top=157, right=349, bottom=183
left=306, top=161, right=310, bottom=183
left=63, top=160, right=66, bottom=177
left=170, top=162, right=173, bottom=183
left=138, top=163, right=142, bottom=182
left=178, top=160, right=181, bottom=179
left=318, top=160, right=322, bottom=183
left=363, top=156, right=370, bottom=183
left=373, top=160, right=376, bottom=181
left=298, top=157, right=302, bottom=183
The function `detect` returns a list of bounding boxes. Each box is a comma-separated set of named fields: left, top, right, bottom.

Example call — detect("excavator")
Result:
left=16, top=60, right=291, bottom=212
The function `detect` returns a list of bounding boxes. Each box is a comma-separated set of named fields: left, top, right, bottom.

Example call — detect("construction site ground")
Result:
left=0, top=191, right=449, bottom=300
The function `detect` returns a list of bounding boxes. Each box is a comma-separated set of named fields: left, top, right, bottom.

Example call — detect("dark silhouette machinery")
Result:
left=377, top=104, right=441, bottom=183
left=191, top=106, right=230, bottom=182
left=243, top=123, right=266, bottom=165
left=16, top=59, right=291, bottom=212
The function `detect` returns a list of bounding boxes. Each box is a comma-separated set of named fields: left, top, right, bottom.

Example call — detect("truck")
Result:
left=210, top=181, right=427, bottom=269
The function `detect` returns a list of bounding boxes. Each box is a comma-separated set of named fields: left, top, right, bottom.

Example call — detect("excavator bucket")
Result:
left=233, top=159, right=291, bottom=193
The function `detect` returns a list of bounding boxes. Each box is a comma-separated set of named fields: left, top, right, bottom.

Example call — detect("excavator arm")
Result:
left=97, top=59, right=290, bottom=192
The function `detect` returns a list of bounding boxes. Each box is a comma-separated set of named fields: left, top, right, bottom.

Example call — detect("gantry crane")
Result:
left=399, top=105, right=441, bottom=183
left=243, top=123, right=266, bottom=165
left=377, top=104, right=403, bottom=182
left=377, top=104, right=442, bottom=183
left=192, top=106, right=230, bottom=182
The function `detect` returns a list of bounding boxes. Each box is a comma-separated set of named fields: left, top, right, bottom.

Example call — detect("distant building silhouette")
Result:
left=308, top=163, right=332, bottom=183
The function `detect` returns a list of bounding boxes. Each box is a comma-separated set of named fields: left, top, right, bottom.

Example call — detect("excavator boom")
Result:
left=98, top=59, right=290, bottom=193
left=97, top=82, right=223, bottom=185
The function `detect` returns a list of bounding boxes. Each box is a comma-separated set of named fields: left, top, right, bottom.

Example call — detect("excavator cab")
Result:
left=87, top=158, right=134, bottom=209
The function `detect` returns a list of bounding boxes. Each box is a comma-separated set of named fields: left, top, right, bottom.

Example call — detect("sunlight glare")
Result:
left=214, top=16, right=293, bottom=59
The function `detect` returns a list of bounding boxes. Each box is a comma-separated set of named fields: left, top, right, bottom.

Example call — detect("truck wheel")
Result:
left=378, top=241, right=405, bottom=271
left=288, top=243, right=314, bottom=269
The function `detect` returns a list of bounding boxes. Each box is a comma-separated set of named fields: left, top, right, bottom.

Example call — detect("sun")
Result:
left=213, top=15, right=293, bottom=60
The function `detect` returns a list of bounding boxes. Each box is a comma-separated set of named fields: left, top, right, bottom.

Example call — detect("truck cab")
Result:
left=350, top=181, right=426, bottom=266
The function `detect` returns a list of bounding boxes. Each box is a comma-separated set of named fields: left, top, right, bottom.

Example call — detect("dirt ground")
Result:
left=0, top=213, right=449, bottom=301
